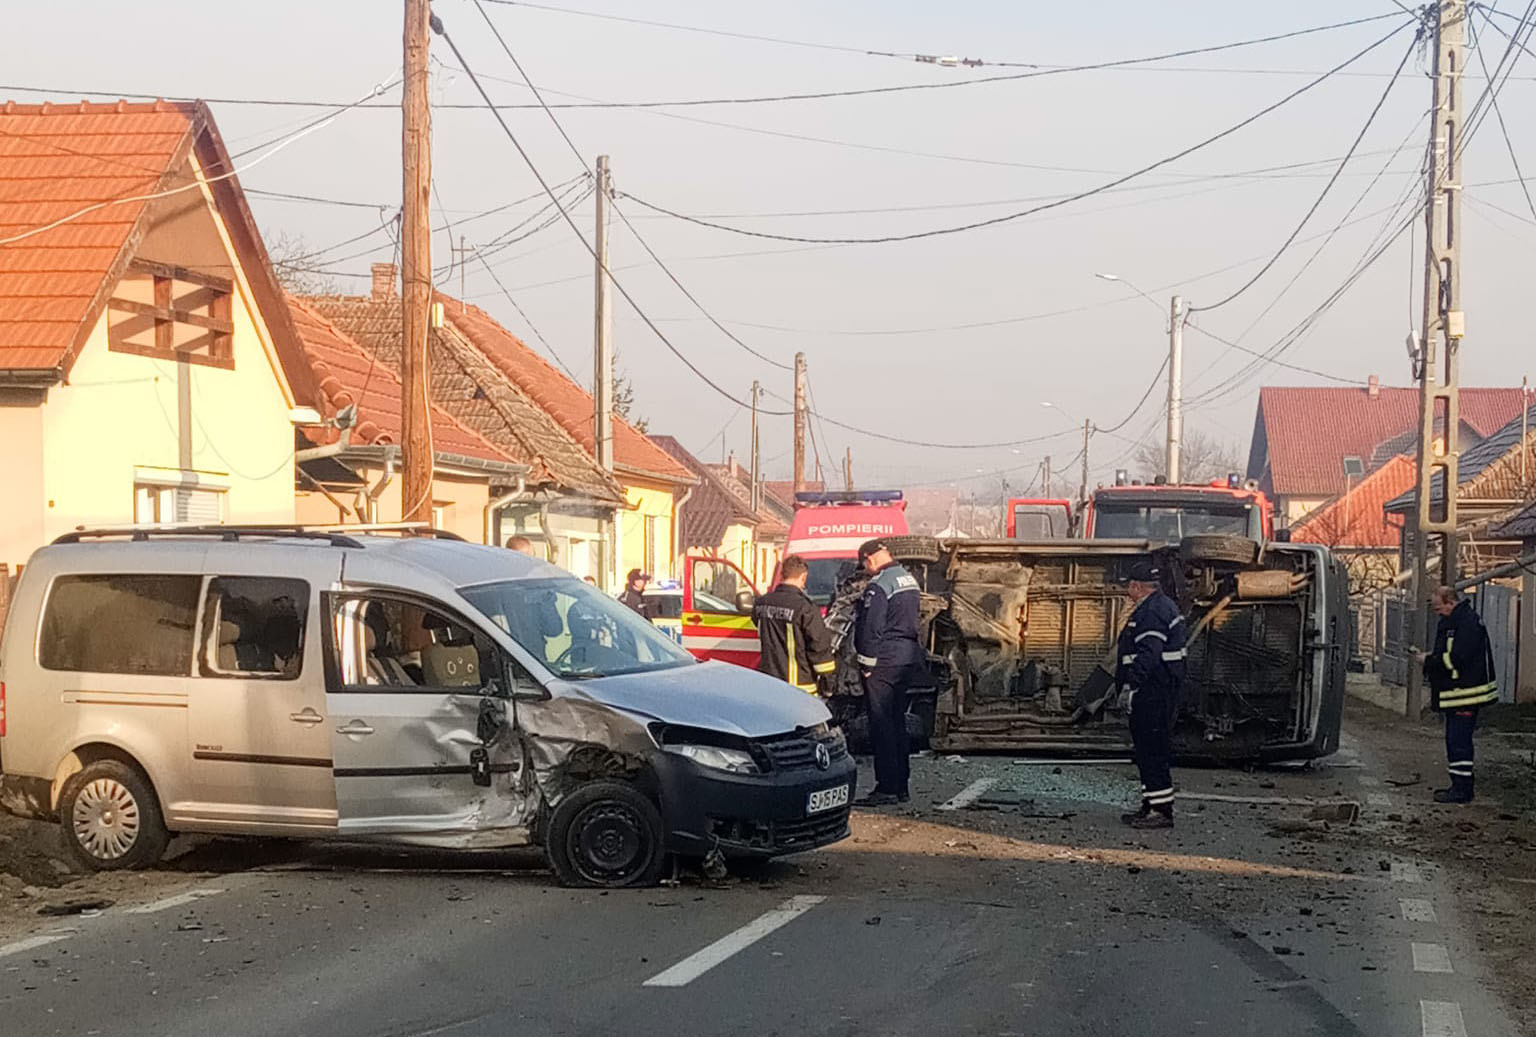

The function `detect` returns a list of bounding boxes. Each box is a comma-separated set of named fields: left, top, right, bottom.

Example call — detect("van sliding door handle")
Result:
left=336, top=721, right=375, bottom=736
left=289, top=709, right=324, bottom=726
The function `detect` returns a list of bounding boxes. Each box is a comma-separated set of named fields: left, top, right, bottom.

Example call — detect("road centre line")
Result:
left=1400, top=898, right=1438, bottom=923
left=0, top=932, right=72, bottom=960
left=1412, top=942, right=1454, bottom=974
left=643, top=895, right=826, bottom=988
left=935, top=778, right=999, bottom=812
left=1420, top=1000, right=1468, bottom=1037
left=126, top=888, right=227, bottom=914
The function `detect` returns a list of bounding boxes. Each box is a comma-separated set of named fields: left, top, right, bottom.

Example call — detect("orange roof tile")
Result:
left=287, top=296, right=510, bottom=465
left=1289, top=455, right=1415, bottom=549
left=440, top=295, right=693, bottom=485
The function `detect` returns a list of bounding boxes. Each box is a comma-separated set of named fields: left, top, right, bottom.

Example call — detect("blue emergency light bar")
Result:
left=794, top=490, right=904, bottom=504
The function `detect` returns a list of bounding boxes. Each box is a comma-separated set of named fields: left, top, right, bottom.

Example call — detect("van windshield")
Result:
left=461, top=578, right=695, bottom=679
left=804, top=557, right=855, bottom=606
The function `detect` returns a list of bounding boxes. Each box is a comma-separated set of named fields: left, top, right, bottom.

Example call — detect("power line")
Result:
left=616, top=20, right=1415, bottom=247
left=474, top=252, right=582, bottom=381
left=1188, top=31, right=1420, bottom=313
left=1095, top=357, right=1172, bottom=435
left=1183, top=322, right=1364, bottom=383
left=1471, top=4, right=1536, bottom=221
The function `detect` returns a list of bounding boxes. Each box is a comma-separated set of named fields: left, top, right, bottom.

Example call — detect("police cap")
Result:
left=1128, top=560, right=1161, bottom=584
left=857, top=539, right=889, bottom=564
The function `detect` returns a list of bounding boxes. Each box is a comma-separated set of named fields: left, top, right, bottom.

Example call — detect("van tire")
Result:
left=57, top=760, right=169, bottom=871
left=1181, top=534, right=1259, bottom=567
left=546, top=781, right=668, bottom=888
left=883, top=535, right=942, bottom=564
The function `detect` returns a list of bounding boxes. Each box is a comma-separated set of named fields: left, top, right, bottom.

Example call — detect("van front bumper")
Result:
left=652, top=751, right=856, bottom=859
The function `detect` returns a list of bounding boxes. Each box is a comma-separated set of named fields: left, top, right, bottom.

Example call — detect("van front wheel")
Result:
left=546, top=781, right=667, bottom=888
left=58, top=760, right=169, bottom=871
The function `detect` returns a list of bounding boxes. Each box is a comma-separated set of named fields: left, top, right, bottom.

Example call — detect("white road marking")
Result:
left=1367, top=793, right=1394, bottom=808
left=125, top=888, right=226, bottom=914
left=935, top=778, right=999, bottom=812
left=1421, top=1000, right=1468, bottom=1037
left=643, top=895, right=826, bottom=988
left=1358, top=775, right=1382, bottom=788
left=1391, top=861, right=1426, bottom=883
left=1412, top=943, right=1454, bottom=974
left=1401, top=898, right=1438, bottom=923
left=0, top=932, right=72, bottom=959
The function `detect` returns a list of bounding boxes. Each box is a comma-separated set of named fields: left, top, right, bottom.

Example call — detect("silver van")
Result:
left=0, top=528, right=855, bottom=886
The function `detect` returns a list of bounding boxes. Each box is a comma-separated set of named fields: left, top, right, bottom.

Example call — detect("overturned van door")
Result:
left=324, top=588, right=532, bottom=843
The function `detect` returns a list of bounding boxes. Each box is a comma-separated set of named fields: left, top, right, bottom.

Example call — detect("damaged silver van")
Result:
left=0, top=528, right=854, bottom=886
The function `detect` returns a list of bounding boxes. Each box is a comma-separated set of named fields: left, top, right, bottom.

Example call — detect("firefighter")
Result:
left=1416, top=586, right=1498, bottom=804
left=753, top=554, right=836, bottom=694
left=1116, top=560, right=1187, bottom=830
left=853, top=539, right=923, bottom=807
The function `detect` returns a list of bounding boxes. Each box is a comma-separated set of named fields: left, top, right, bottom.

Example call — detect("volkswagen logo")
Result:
left=814, top=742, right=831, bottom=770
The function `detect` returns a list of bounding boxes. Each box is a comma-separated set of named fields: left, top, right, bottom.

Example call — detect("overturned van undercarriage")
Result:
left=827, top=537, right=1347, bottom=763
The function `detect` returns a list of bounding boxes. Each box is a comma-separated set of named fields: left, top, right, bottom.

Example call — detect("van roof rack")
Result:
left=51, top=523, right=467, bottom=548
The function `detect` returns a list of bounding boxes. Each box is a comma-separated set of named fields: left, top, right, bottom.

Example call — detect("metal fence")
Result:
left=1476, top=583, right=1521, bottom=705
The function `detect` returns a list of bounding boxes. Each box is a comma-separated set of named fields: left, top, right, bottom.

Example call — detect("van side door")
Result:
left=323, top=591, right=530, bottom=839
left=681, top=556, right=760, bottom=668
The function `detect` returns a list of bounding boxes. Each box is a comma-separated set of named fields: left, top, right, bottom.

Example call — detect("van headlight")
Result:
left=663, top=744, right=759, bottom=775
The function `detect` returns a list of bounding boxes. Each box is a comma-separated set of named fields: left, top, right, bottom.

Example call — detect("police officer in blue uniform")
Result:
left=1116, top=560, right=1187, bottom=829
left=853, top=539, right=923, bottom=806
left=1417, top=585, right=1498, bottom=804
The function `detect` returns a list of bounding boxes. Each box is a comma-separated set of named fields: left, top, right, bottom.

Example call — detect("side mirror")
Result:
left=1273, top=529, right=1292, bottom=543
left=735, top=589, right=755, bottom=614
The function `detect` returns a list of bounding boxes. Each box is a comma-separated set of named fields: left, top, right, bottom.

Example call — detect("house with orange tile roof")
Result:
left=0, top=100, right=319, bottom=568
left=301, top=267, right=693, bottom=587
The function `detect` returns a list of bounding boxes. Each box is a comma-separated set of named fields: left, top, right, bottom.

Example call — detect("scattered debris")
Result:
left=175, top=921, right=204, bottom=932
left=1272, top=945, right=1293, bottom=956
left=36, top=898, right=114, bottom=917
left=701, top=848, right=728, bottom=882
left=865, top=916, right=882, bottom=926
left=1385, top=772, right=1422, bottom=788
left=1305, top=802, right=1360, bottom=824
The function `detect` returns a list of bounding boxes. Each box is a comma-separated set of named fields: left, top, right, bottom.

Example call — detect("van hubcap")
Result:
left=569, top=803, right=647, bottom=884
left=72, top=779, right=140, bottom=860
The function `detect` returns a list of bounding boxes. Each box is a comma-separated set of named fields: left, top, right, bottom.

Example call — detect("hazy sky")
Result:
left=9, top=2, right=1534, bottom=492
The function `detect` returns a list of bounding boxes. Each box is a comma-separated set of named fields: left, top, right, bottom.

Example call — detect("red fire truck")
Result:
left=1083, top=475, right=1275, bottom=542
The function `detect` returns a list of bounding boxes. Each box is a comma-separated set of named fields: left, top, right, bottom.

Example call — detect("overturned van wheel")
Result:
left=1181, top=534, right=1259, bottom=567
left=58, top=760, right=169, bottom=871
left=546, top=781, right=667, bottom=888
left=882, top=535, right=942, bottom=564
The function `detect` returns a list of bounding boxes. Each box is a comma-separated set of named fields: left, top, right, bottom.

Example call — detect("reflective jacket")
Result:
left=853, top=562, right=923, bottom=670
left=753, top=583, right=836, bottom=693
left=1114, top=588, right=1187, bottom=701
left=1424, top=600, right=1498, bottom=710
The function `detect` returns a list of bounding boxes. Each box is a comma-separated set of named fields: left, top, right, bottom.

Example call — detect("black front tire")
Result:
left=57, top=759, right=170, bottom=871
left=545, top=780, right=668, bottom=888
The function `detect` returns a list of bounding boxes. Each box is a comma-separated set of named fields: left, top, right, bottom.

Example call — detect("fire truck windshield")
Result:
left=1092, top=502, right=1256, bottom=541
left=804, top=556, right=857, bottom=606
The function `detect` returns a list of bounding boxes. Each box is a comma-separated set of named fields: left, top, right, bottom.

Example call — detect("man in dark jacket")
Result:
left=617, top=569, right=653, bottom=619
left=1417, top=586, right=1498, bottom=804
left=853, top=539, right=924, bottom=806
left=754, top=555, right=836, bottom=694
left=1115, top=560, right=1187, bottom=830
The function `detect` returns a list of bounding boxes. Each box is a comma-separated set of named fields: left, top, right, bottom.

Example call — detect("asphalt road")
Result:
left=0, top=730, right=1520, bottom=1037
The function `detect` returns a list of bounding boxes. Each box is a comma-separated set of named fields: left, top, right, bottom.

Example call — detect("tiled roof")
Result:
left=286, top=296, right=508, bottom=465
left=0, top=100, right=315, bottom=404
left=705, top=464, right=790, bottom=539
left=650, top=435, right=757, bottom=549
left=303, top=294, right=623, bottom=502
left=1384, top=404, right=1536, bottom=512
left=440, top=295, right=693, bottom=485
left=763, top=479, right=822, bottom=517
left=1289, top=455, right=1414, bottom=549
left=1249, top=386, right=1528, bottom=497
left=1491, top=499, right=1536, bottom=540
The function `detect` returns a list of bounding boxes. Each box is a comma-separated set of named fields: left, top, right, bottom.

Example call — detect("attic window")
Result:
left=107, top=258, right=234, bottom=369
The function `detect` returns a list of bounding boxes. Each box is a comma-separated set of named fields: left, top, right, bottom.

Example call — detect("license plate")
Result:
left=807, top=784, right=850, bottom=815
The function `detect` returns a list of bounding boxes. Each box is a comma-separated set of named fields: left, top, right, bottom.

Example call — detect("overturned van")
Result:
left=826, top=535, right=1347, bottom=762
left=0, top=528, right=854, bottom=886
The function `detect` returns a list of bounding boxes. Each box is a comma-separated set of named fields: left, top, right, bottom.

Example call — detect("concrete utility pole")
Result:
left=1042, top=455, right=1052, bottom=498
left=1408, top=0, right=1466, bottom=716
left=1166, top=294, right=1185, bottom=484
left=1080, top=419, right=1093, bottom=510
left=593, top=154, right=614, bottom=473
left=792, top=352, right=807, bottom=492
left=400, top=0, right=434, bottom=524
left=749, top=380, right=761, bottom=512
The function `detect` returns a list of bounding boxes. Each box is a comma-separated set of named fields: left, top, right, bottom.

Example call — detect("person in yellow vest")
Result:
left=753, top=555, right=836, bottom=694
left=1417, top=585, right=1498, bottom=804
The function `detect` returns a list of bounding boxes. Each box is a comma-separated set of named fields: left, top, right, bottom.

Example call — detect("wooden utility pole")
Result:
left=1079, top=419, right=1093, bottom=510
left=749, top=380, right=761, bottom=512
left=401, top=0, right=434, bottom=524
left=1408, top=0, right=1466, bottom=716
left=843, top=447, right=853, bottom=491
left=593, top=155, right=614, bottom=473
left=792, top=352, right=807, bottom=492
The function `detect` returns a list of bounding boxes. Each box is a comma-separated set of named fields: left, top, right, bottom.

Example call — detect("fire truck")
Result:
left=1083, top=474, right=1275, bottom=542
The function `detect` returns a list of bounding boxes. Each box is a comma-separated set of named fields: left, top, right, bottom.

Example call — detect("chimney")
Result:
left=371, top=263, right=398, bottom=303
left=1367, top=374, right=1380, bottom=399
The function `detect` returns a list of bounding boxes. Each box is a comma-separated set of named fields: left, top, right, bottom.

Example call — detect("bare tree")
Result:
left=266, top=230, right=343, bottom=297
left=1290, top=502, right=1400, bottom=597
left=1133, top=428, right=1244, bottom=484
left=612, top=350, right=648, bottom=433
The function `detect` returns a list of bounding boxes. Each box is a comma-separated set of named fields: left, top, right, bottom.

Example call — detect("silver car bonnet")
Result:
left=560, top=660, right=832, bottom=738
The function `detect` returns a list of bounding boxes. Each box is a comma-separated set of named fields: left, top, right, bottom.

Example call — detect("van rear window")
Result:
left=40, top=574, right=201, bottom=676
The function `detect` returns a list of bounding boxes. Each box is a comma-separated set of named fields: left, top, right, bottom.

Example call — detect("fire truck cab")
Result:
left=1085, top=476, right=1274, bottom=543
left=783, top=490, right=910, bottom=606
